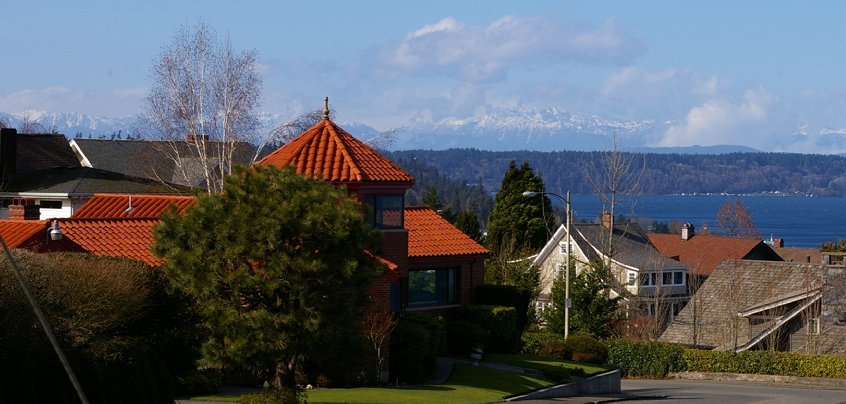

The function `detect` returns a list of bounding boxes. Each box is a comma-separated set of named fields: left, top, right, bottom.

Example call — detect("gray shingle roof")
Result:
left=3, top=167, right=191, bottom=195
left=14, top=134, right=80, bottom=174
left=574, top=223, right=684, bottom=271
left=71, top=138, right=256, bottom=188
left=660, top=259, right=824, bottom=350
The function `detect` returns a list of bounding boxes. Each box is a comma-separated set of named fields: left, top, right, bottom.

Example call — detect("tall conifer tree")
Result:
left=486, top=161, right=555, bottom=254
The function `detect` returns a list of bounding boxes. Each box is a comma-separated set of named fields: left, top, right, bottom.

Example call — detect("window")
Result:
left=408, top=268, right=457, bottom=307
left=558, top=241, right=572, bottom=255
left=673, top=271, right=684, bottom=285
left=640, top=273, right=655, bottom=286
left=39, top=200, right=63, bottom=209
left=808, top=318, right=820, bottom=335
left=557, top=262, right=566, bottom=276
left=365, top=195, right=403, bottom=229
left=628, top=272, right=637, bottom=285
left=663, top=272, right=673, bottom=286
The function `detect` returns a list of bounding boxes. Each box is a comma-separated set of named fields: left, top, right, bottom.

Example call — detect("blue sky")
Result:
left=3, top=1, right=846, bottom=152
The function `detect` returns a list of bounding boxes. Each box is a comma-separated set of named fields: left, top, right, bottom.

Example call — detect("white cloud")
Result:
left=656, top=90, right=775, bottom=148
left=378, top=15, right=644, bottom=82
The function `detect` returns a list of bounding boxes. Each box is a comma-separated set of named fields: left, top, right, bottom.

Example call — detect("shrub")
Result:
left=0, top=251, right=199, bottom=403
left=175, top=368, right=223, bottom=395
left=683, top=349, right=846, bottom=378
left=239, top=388, right=302, bottom=403
left=446, top=320, right=491, bottom=355
left=389, top=313, right=446, bottom=384
left=475, top=285, right=532, bottom=332
left=566, top=334, right=608, bottom=364
left=521, top=329, right=566, bottom=354
left=454, top=305, right=518, bottom=352
left=542, top=366, right=586, bottom=383
left=538, top=342, right=571, bottom=359
left=606, top=339, right=685, bottom=378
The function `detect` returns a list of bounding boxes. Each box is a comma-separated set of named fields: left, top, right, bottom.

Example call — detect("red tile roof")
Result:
left=73, top=194, right=196, bottom=219
left=648, top=233, right=768, bottom=276
left=405, top=207, right=488, bottom=258
left=257, top=119, right=414, bottom=184
left=57, top=218, right=162, bottom=266
left=0, top=220, right=48, bottom=248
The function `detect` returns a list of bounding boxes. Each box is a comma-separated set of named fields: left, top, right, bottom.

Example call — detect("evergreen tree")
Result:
left=454, top=210, right=482, bottom=242
left=153, top=165, right=383, bottom=391
left=422, top=186, right=443, bottom=212
left=544, top=263, right=621, bottom=338
left=486, top=161, right=554, bottom=254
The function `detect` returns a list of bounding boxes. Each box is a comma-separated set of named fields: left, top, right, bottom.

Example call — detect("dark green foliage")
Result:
left=454, top=305, right=518, bottom=352
left=238, top=387, right=303, bottom=403
left=0, top=251, right=198, bottom=403
left=388, top=149, right=846, bottom=197
left=175, top=368, right=223, bottom=395
left=475, top=284, right=532, bottom=335
left=683, top=349, right=846, bottom=378
left=650, top=220, right=670, bottom=234
left=542, top=366, right=585, bottom=383
left=486, top=161, right=555, bottom=254
left=538, top=343, right=570, bottom=359
left=153, top=165, right=382, bottom=388
left=390, top=154, right=493, bottom=226
left=520, top=329, right=566, bottom=354
left=605, top=339, right=685, bottom=378
left=454, top=210, right=483, bottom=241
left=545, top=264, right=620, bottom=339
left=389, top=313, right=446, bottom=384
left=446, top=320, right=491, bottom=354
left=565, top=334, right=608, bottom=364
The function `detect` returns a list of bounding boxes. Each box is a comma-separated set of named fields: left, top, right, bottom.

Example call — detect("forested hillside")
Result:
left=387, top=149, right=846, bottom=196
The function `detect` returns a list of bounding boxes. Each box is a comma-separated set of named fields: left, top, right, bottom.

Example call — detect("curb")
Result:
left=670, top=371, right=846, bottom=390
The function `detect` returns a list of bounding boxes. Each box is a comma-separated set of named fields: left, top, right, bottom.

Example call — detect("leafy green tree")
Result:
left=544, top=263, right=620, bottom=338
left=486, top=161, right=554, bottom=254
left=454, top=210, right=482, bottom=242
left=153, top=165, right=383, bottom=390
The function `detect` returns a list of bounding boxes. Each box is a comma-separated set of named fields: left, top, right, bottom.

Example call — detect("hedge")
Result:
left=683, top=349, right=846, bottom=379
left=389, top=312, right=446, bottom=383
left=454, top=305, right=518, bottom=352
left=605, top=339, right=685, bottom=378
left=604, top=338, right=846, bottom=379
left=521, top=329, right=566, bottom=354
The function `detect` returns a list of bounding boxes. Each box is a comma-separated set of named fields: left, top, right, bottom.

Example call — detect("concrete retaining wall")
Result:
left=671, top=371, right=846, bottom=390
left=506, top=369, right=621, bottom=401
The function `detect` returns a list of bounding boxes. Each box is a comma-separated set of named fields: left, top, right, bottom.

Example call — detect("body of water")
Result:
left=564, top=194, right=846, bottom=248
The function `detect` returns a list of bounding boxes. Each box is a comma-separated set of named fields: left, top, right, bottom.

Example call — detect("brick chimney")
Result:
left=0, top=128, right=17, bottom=180
left=8, top=198, right=39, bottom=220
left=681, top=223, right=695, bottom=240
left=601, top=212, right=613, bottom=229
left=772, top=238, right=784, bottom=248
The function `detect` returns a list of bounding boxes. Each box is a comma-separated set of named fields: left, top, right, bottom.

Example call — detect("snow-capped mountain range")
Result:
left=0, top=108, right=758, bottom=153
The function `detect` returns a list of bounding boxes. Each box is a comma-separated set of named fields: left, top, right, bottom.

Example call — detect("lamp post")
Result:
left=522, top=190, right=571, bottom=339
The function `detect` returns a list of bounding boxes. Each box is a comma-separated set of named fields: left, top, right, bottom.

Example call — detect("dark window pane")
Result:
left=407, top=268, right=457, bottom=307
left=663, top=272, right=673, bottom=285
left=674, top=271, right=684, bottom=285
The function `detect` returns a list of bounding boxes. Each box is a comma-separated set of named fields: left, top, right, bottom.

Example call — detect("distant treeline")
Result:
left=387, top=149, right=846, bottom=196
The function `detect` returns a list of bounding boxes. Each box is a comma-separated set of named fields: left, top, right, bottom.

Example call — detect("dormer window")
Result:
left=366, top=194, right=404, bottom=229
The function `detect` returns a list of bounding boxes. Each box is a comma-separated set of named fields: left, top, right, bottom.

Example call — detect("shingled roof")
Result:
left=70, top=138, right=255, bottom=188
left=72, top=194, right=196, bottom=219
left=574, top=223, right=685, bottom=272
left=56, top=218, right=162, bottom=266
left=649, top=233, right=781, bottom=276
left=660, top=259, right=824, bottom=351
left=257, top=119, right=413, bottom=184
left=13, top=133, right=80, bottom=174
left=3, top=167, right=191, bottom=195
left=405, top=207, right=488, bottom=258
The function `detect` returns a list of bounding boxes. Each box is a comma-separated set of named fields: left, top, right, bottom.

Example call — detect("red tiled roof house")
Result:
left=258, top=106, right=488, bottom=314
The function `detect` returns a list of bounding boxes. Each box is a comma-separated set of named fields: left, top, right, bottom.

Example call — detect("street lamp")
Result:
left=523, top=190, right=571, bottom=339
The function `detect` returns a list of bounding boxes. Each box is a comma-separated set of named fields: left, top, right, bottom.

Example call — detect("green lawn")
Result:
left=484, top=353, right=611, bottom=376
left=305, top=364, right=552, bottom=403
left=190, top=354, right=607, bottom=403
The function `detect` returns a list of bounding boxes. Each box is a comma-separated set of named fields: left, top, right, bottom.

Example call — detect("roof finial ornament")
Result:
left=323, top=96, right=330, bottom=120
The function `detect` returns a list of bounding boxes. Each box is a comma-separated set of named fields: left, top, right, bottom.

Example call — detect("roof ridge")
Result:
left=328, top=122, right=362, bottom=181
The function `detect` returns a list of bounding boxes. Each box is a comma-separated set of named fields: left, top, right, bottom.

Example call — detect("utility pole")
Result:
left=565, top=190, right=571, bottom=339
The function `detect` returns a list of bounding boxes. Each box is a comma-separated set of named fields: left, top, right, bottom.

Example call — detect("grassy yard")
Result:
left=484, top=353, right=611, bottom=376
left=190, top=354, right=608, bottom=403
left=303, top=364, right=551, bottom=403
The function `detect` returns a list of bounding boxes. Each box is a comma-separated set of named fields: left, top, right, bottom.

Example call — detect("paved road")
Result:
left=551, top=379, right=846, bottom=403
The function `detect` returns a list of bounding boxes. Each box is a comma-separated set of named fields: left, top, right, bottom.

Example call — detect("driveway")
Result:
left=537, top=379, right=846, bottom=403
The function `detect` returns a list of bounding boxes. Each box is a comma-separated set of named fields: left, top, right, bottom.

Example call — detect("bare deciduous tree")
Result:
left=716, top=199, right=760, bottom=238
left=364, top=309, right=397, bottom=384
left=145, top=22, right=262, bottom=194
